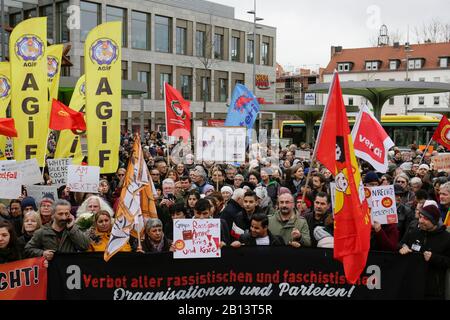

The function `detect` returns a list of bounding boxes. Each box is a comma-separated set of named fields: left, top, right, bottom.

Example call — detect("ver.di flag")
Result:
left=351, top=104, right=394, bottom=173
left=225, top=84, right=260, bottom=143
left=104, top=134, right=157, bottom=261
left=431, top=115, right=450, bottom=150
left=0, top=62, right=11, bottom=159
left=9, top=17, right=47, bottom=163
left=54, top=75, right=85, bottom=164
left=314, top=72, right=371, bottom=284
left=85, top=21, right=121, bottom=173
left=164, top=82, right=191, bottom=141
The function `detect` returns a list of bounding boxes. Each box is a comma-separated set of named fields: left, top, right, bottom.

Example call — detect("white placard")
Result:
left=47, top=158, right=72, bottom=187
left=0, top=158, right=43, bottom=185
left=304, top=93, right=316, bottom=105
left=295, top=150, right=311, bottom=160
left=26, top=185, right=59, bottom=204
left=0, top=171, right=22, bottom=199
left=369, top=185, right=398, bottom=225
left=67, top=165, right=100, bottom=193
left=195, top=127, right=246, bottom=163
left=173, top=219, right=221, bottom=259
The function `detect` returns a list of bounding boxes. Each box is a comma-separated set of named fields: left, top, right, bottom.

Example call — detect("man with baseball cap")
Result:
left=399, top=202, right=450, bottom=299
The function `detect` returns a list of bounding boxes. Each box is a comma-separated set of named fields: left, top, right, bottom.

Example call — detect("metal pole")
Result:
left=252, top=0, right=256, bottom=95
left=1, top=0, right=4, bottom=61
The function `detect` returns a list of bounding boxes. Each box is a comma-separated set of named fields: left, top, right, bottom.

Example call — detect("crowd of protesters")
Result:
left=0, top=129, right=449, bottom=299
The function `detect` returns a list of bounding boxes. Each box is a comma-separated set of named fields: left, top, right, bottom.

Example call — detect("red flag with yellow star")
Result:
left=314, top=72, right=371, bottom=284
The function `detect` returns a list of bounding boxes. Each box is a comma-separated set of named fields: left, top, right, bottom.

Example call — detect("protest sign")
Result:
left=173, top=219, right=221, bottom=259
left=369, top=185, right=398, bottom=224
left=295, top=150, right=311, bottom=160
left=0, top=158, right=43, bottom=185
left=47, top=158, right=72, bottom=187
left=26, top=185, right=58, bottom=204
left=0, top=171, right=22, bottom=199
left=67, top=165, right=100, bottom=193
left=431, top=153, right=450, bottom=172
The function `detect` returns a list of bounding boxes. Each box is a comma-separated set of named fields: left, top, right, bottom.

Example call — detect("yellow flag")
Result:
left=0, top=62, right=11, bottom=160
left=54, top=75, right=85, bottom=163
left=9, top=17, right=47, bottom=163
left=85, top=22, right=121, bottom=174
left=47, top=44, right=63, bottom=114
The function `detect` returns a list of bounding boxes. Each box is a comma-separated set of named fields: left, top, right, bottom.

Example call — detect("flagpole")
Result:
left=419, top=137, right=433, bottom=165
left=41, top=129, right=51, bottom=181
left=163, top=82, right=171, bottom=168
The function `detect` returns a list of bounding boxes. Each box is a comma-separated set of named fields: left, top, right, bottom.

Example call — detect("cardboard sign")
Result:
left=431, top=153, right=450, bottom=172
left=67, top=165, right=100, bottom=193
left=295, top=150, right=311, bottom=160
left=47, top=158, right=72, bottom=187
left=369, top=185, right=398, bottom=225
left=0, top=158, right=43, bottom=185
left=0, top=171, right=22, bottom=199
left=26, top=185, right=59, bottom=204
left=173, top=219, right=221, bottom=259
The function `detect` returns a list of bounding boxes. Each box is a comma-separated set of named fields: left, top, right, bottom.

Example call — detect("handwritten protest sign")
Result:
left=173, top=219, right=221, bottom=259
left=368, top=185, right=398, bottom=225
left=67, top=165, right=100, bottom=193
left=47, top=158, right=72, bottom=187
left=0, top=159, right=43, bottom=185
left=26, top=185, right=58, bottom=204
left=431, top=153, right=450, bottom=172
left=0, top=171, right=22, bottom=199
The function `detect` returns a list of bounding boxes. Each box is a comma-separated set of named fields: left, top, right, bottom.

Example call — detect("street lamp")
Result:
left=247, top=0, right=264, bottom=95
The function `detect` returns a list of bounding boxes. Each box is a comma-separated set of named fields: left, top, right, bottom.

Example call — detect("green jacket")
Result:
left=268, top=210, right=311, bottom=247
left=25, top=224, right=90, bottom=258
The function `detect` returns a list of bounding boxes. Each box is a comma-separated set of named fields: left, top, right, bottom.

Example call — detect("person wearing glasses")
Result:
left=394, top=174, right=416, bottom=208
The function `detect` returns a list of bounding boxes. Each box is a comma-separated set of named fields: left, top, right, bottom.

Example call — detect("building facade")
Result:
left=323, top=42, right=450, bottom=115
left=9, top=0, right=276, bottom=132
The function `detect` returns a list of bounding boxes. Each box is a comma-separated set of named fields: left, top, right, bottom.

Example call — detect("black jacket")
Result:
left=401, top=226, right=450, bottom=299
left=238, top=230, right=285, bottom=246
left=232, top=207, right=265, bottom=236
left=219, top=199, right=242, bottom=233
left=397, top=203, right=415, bottom=240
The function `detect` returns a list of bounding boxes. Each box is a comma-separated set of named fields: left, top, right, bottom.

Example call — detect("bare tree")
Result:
left=414, top=18, right=450, bottom=43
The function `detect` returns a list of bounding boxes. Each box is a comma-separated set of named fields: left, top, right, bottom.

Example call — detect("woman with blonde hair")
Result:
left=17, top=211, right=42, bottom=258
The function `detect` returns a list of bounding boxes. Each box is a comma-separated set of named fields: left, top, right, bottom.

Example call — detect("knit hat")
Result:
left=220, top=186, right=233, bottom=195
left=21, top=196, right=37, bottom=211
left=40, top=193, right=55, bottom=206
left=419, top=203, right=441, bottom=225
left=363, top=171, right=379, bottom=184
left=202, top=184, right=215, bottom=194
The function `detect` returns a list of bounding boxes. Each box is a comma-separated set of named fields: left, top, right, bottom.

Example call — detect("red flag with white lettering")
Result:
left=351, top=104, right=394, bottom=173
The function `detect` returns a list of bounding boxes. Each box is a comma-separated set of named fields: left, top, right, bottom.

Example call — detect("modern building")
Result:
left=7, top=0, right=277, bottom=132
left=276, top=68, right=321, bottom=105
left=323, top=42, right=450, bottom=115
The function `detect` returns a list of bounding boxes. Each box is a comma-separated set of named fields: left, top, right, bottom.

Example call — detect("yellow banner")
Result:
left=9, top=17, right=47, bottom=163
left=0, top=62, right=11, bottom=160
left=85, top=22, right=121, bottom=174
left=54, top=75, right=85, bottom=163
left=47, top=44, right=63, bottom=114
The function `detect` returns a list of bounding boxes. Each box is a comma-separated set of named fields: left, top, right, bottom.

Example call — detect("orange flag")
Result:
left=314, top=72, right=371, bottom=284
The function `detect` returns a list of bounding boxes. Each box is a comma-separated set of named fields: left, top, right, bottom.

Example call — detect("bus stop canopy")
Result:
left=260, top=104, right=359, bottom=143
left=308, top=81, right=450, bottom=121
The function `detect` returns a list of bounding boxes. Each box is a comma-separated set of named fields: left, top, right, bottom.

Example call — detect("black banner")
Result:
left=48, top=247, right=426, bottom=300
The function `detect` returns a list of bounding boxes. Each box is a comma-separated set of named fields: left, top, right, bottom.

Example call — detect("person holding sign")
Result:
left=194, top=199, right=229, bottom=246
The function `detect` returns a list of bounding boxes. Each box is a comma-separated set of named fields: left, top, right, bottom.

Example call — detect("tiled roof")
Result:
left=324, top=42, right=450, bottom=74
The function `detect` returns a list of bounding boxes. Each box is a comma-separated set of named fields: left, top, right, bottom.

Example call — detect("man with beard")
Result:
left=25, top=200, right=89, bottom=261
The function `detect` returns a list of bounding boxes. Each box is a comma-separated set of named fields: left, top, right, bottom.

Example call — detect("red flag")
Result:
left=164, top=83, right=191, bottom=141
left=432, top=115, right=450, bottom=150
left=314, top=72, right=371, bottom=284
left=49, top=99, right=86, bottom=131
left=0, top=118, right=18, bottom=137
left=351, top=104, right=395, bottom=173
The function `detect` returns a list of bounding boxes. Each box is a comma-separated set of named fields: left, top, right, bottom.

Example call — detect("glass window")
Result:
left=408, top=59, right=415, bottom=69
left=9, top=12, right=22, bottom=27
left=440, top=58, right=448, bottom=68
left=176, top=27, right=186, bottom=55
left=40, top=5, right=53, bottom=42
left=24, top=9, right=36, bottom=19
left=231, top=37, right=239, bottom=61
left=196, top=30, right=205, bottom=57
left=434, top=96, right=440, bottom=105
left=137, top=71, right=150, bottom=98
left=181, top=75, right=191, bottom=100
left=122, top=61, right=128, bottom=80
left=247, top=39, right=254, bottom=63
left=415, top=59, right=422, bottom=69
left=56, top=1, right=70, bottom=43
left=155, top=15, right=171, bottom=53
left=80, top=1, right=100, bottom=41
left=106, top=6, right=127, bottom=47
left=214, top=34, right=223, bottom=59
left=160, top=73, right=171, bottom=98
left=419, top=96, right=425, bottom=105
left=219, top=78, right=227, bottom=102
left=262, top=42, right=269, bottom=65
left=365, top=62, right=372, bottom=70
left=389, top=97, right=395, bottom=105
left=131, top=11, right=149, bottom=50
left=348, top=98, right=354, bottom=106
left=404, top=96, right=410, bottom=105
left=389, top=60, right=397, bottom=70
left=201, top=77, right=210, bottom=101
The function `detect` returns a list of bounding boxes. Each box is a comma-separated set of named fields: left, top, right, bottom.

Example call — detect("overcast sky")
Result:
left=210, top=0, right=450, bottom=70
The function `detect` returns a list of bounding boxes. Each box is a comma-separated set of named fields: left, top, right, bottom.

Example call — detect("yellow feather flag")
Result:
left=47, top=44, right=63, bottom=116
left=0, top=62, right=11, bottom=160
left=84, top=21, right=121, bottom=173
left=54, top=75, right=85, bottom=163
left=9, top=17, right=47, bottom=163
left=104, top=135, right=157, bottom=262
